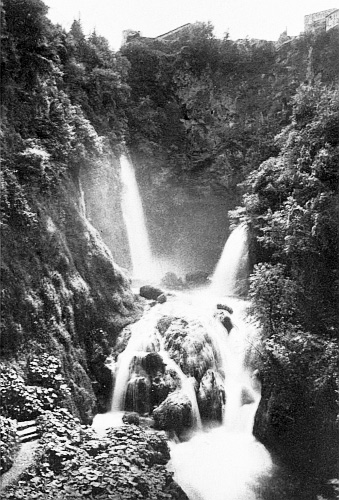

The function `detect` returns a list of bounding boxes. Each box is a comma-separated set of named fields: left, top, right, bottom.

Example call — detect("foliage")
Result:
left=233, top=83, right=339, bottom=333
left=3, top=410, right=186, bottom=500
left=0, top=416, right=19, bottom=474
left=249, top=263, right=299, bottom=335
left=0, top=364, right=70, bottom=420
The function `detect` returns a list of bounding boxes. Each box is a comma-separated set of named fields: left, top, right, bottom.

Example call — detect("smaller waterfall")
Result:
left=110, top=305, right=202, bottom=430
left=79, top=179, right=87, bottom=218
left=210, top=224, right=249, bottom=296
left=120, top=154, right=154, bottom=281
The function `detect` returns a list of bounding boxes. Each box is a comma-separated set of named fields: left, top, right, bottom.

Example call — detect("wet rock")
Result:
left=157, top=315, right=177, bottom=335
left=214, top=311, right=233, bottom=333
left=142, top=352, right=166, bottom=376
left=151, top=368, right=180, bottom=409
left=153, top=391, right=193, bottom=434
left=216, top=303, right=233, bottom=314
left=163, top=318, right=219, bottom=382
left=140, top=285, right=164, bottom=300
left=198, top=369, right=225, bottom=421
left=157, top=293, right=167, bottom=304
left=122, top=411, right=140, bottom=425
left=160, top=272, right=184, bottom=290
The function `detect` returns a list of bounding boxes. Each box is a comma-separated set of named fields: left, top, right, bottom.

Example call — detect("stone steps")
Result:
left=16, top=420, right=38, bottom=443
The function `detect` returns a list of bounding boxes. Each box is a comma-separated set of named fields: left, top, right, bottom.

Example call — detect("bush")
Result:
left=0, top=416, right=20, bottom=474
left=0, top=364, right=70, bottom=421
left=4, top=409, right=187, bottom=500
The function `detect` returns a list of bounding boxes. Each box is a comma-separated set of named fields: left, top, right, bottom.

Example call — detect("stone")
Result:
left=139, top=285, right=164, bottom=301
left=157, top=293, right=167, bottom=304
left=153, top=391, right=193, bottom=434
left=197, top=369, right=225, bottom=421
left=122, top=412, right=140, bottom=425
left=214, top=311, right=233, bottom=333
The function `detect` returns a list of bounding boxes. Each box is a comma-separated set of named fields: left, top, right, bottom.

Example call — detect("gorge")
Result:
left=1, top=1, right=338, bottom=499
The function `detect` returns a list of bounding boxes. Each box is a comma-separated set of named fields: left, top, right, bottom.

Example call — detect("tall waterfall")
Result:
left=210, top=224, right=249, bottom=296
left=120, top=154, right=154, bottom=280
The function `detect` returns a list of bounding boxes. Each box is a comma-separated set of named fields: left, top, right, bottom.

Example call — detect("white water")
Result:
left=92, top=223, right=274, bottom=499
left=210, top=224, right=249, bottom=296
left=120, top=154, right=154, bottom=280
left=79, top=179, right=87, bottom=218
left=168, top=299, right=273, bottom=500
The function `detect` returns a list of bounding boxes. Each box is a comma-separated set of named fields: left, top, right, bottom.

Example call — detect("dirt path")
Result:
left=0, top=440, right=39, bottom=492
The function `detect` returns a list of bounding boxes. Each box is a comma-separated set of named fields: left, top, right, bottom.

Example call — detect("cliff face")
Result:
left=1, top=172, right=142, bottom=421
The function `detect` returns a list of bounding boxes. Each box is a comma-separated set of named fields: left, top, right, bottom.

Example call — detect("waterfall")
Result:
left=109, top=304, right=202, bottom=430
left=120, top=154, right=154, bottom=281
left=210, top=224, right=249, bottom=296
left=168, top=300, right=273, bottom=500
left=79, top=179, right=87, bottom=218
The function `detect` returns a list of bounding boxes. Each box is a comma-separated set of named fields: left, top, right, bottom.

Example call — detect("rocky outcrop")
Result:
left=140, top=285, right=165, bottom=300
left=153, top=391, right=193, bottom=434
left=197, top=369, right=225, bottom=421
left=163, top=318, right=220, bottom=382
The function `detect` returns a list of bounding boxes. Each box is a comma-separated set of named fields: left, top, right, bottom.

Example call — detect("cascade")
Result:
left=120, top=154, right=154, bottom=281
left=210, top=223, right=249, bottom=296
left=92, top=225, right=274, bottom=499
left=79, top=179, right=87, bottom=218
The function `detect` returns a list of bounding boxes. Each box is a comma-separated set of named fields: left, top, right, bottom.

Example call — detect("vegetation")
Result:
left=236, top=82, right=339, bottom=478
left=2, top=409, right=187, bottom=500
left=0, top=416, right=19, bottom=474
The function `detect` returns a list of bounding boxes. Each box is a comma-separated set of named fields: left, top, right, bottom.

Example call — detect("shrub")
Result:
left=0, top=416, right=20, bottom=474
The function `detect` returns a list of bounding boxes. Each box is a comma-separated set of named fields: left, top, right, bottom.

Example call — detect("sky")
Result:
left=45, top=0, right=336, bottom=51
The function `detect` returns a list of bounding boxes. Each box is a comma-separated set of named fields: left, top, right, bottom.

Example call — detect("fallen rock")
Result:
left=153, top=391, right=192, bottom=434
left=214, top=311, right=233, bottom=333
left=140, top=285, right=164, bottom=301
left=157, top=293, right=167, bottom=304
left=122, top=411, right=140, bottom=425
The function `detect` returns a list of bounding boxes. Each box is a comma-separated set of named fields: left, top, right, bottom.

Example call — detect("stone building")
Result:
left=304, top=8, right=338, bottom=32
left=326, top=9, right=339, bottom=30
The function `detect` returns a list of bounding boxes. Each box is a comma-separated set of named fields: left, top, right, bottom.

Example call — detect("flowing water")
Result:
left=120, top=154, right=154, bottom=280
left=93, top=223, right=275, bottom=498
left=210, top=224, right=249, bottom=296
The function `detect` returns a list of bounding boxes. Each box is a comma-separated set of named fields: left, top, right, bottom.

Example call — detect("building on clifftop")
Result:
left=304, top=8, right=338, bottom=33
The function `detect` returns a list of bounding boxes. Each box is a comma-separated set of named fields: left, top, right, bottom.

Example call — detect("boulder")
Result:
left=197, top=369, right=225, bottom=421
left=185, top=271, right=209, bottom=286
left=163, top=318, right=220, bottom=382
left=142, top=352, right=166, bottom=376
left=153, top=391, right=193, bottom=434
left=214, top=311, right=233, bottom=333
left=122, top=411, right=140, bottom=425
left=140, top=285, right=164, bottom=301
left=157, top=293, right=167, bottom=304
